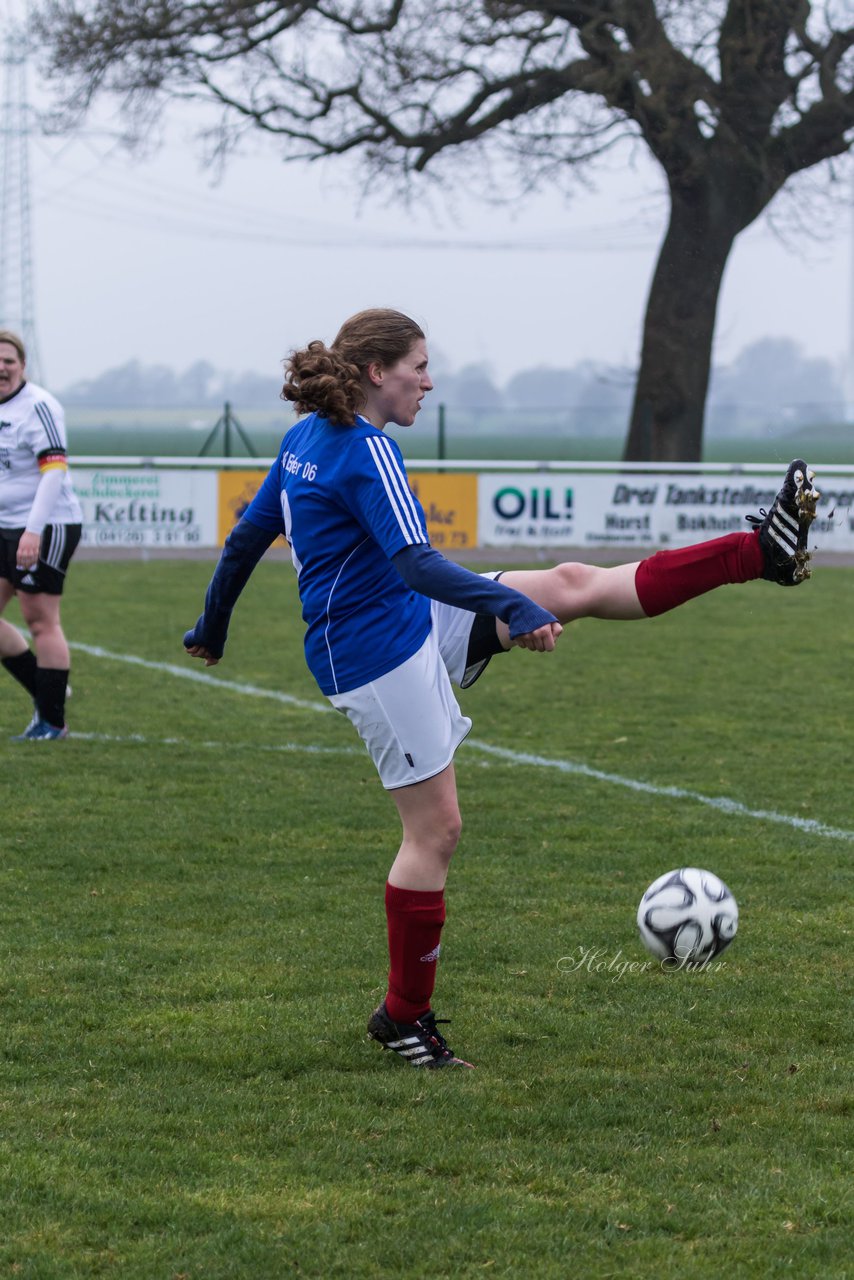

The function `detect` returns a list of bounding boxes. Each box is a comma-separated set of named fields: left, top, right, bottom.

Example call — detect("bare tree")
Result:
left=31, top=0, right=854, bottom=459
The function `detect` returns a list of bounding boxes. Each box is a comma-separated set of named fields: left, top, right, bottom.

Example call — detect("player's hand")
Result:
left=16, top=531, right=41, bottom=571
left=184, top=643, right=220, bottom=667
left=183, top=623, right=222, bottom=667
left=512, top=621, right=563, bottom=652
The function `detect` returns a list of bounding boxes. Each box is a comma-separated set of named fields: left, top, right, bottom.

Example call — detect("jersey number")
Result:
left=280, top=490, right=303, bottom=575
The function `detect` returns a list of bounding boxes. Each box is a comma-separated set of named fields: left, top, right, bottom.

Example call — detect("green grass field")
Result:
left=1, top=559, right=851, bottom=1278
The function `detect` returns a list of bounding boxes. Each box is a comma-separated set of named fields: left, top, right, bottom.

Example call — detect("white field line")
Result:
left=467, top=741, right=854, bottom=843
left=70, top=640, right=331, bottom=714
left=69, top=640, right=854, bottom=844
left=73, top=731, right=358, bottom=758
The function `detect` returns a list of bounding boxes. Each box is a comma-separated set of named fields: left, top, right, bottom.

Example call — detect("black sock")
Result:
left=35, top=667, right=70, bottom=729
left=3, top=649, right=38, bottom=699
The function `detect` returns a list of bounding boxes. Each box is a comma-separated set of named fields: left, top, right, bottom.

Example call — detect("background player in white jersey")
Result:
left=184, top=308, right=818, bottom=1070
left=0, top=330, right=82, bottom=740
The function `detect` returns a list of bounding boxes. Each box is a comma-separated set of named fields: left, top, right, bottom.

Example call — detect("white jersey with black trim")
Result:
left=0, top=380, right=82, bottom=527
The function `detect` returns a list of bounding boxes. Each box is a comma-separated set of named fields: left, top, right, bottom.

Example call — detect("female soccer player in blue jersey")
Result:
left=184, top=308, right=818, bottom=1070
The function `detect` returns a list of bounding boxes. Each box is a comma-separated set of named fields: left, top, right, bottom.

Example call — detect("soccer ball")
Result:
left=636, top=867, right=738, bottom=964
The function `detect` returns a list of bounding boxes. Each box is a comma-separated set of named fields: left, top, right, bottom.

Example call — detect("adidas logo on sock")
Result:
left=420, top=944, right=441, bottom=963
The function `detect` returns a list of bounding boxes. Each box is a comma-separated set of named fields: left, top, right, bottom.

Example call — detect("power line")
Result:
left=30, top=136, right=850, bottom=260
left=29, top=135, right=662, bottom=253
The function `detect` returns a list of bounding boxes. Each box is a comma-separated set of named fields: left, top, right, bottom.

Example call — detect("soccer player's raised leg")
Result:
left=495, top=459, right=820, bottom=644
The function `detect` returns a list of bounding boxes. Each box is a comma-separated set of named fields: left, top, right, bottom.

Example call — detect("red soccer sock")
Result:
left=384, top=882, right=446, bottom=1024
left=635, top=531, right=764, bottom=618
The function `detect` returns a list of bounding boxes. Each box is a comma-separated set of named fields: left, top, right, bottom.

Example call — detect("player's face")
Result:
left=376, top=338, right=433, bottom=428
left=0, top=343, right=25, bottom=398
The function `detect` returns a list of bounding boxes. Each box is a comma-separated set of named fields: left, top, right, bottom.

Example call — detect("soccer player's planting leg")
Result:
left=365, top=764, right=473, bottom=1069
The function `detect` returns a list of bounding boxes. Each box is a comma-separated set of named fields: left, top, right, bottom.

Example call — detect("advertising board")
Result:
left=478, top=471, right=854, bottom=551
left=75, top=469, right=218, bottom=548
left=71, top=465, right=854, bottom=554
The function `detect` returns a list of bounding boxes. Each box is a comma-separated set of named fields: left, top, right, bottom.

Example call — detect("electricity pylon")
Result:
left=0, top=30, right=42, bottom=380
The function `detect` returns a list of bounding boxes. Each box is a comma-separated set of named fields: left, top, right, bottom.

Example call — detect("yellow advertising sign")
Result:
left=217, top=469, right=270, bottom=545
left=217, top=468, right=478, bottom=551
left=408, top=472, right=478, bottom=552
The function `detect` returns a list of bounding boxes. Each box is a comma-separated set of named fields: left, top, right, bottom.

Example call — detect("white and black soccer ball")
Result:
left=636, top=867, right=738, bottom=964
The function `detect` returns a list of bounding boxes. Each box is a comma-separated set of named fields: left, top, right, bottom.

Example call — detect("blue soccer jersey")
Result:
left=245, top=412, right=432, bottom=695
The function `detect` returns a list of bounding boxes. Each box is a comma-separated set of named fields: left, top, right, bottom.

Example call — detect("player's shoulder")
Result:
left=336, top=420, right=407, bottom=491
left=21, top=380, right=60, bottom=406
left=280, top=410, right=328, bottom=453
left=282, top=412, right=391, bottom=460
left=20, top=381, right=64, bottom=421
left=353, top=414, right=388, bottom=439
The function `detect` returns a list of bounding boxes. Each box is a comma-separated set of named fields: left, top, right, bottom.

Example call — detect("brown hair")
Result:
left=281, top=308, right=425, bottom=426
left=0, top=330, right=26, bottom=363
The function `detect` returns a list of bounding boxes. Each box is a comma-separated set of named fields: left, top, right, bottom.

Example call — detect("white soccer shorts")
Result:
left=328, top=624, right=472, bottom=790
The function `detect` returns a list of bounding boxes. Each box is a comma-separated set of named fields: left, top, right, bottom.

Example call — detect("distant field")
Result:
left=0, top=560, right=851, bottom=1277
left=66, top=406, right=854, bottom=465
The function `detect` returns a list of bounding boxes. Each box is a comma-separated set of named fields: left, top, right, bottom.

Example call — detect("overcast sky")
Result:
left=6, top=19, right=853, bottom=396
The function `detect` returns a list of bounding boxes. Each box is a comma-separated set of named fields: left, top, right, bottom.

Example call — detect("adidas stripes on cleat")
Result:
left=747, top=459, right=820, bottom=586
left=11, top=718, right=69, bottom=741
left=367, top=1002, right=474, bottom=1069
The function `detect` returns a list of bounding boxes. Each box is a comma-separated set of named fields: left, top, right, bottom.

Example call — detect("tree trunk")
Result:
left=623, top=185, right=741, bottom=462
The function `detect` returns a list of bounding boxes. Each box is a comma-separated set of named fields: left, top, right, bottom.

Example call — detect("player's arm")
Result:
left=16, top=453, right=67, bottom=568
left=184, top=517, right=278, bottom=664
left=392, top=544, right=561, bottom=650
left=17, top=394, right=70, bottom=568
left=185, top=452, right=286, bottom=664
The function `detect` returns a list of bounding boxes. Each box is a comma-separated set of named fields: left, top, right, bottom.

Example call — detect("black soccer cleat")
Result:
left=367, top=1002, right=474, bottom=1069
left=746, top=459, right=820, bottom=586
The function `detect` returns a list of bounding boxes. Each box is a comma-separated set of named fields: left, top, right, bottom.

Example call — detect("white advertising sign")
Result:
left=478, top=471, right=854, bottom=551
left=478, top=476, right=578, bottom=547
left=74, top=469, right=219, bottom=548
